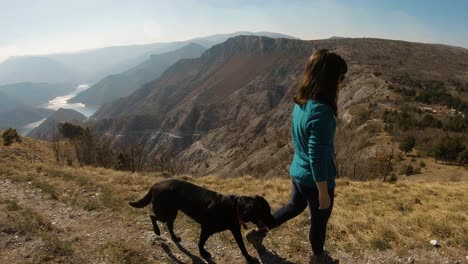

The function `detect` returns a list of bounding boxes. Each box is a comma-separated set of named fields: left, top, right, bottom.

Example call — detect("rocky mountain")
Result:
left=1, top=32, right=296, bottom=85
left=91, top=36, right=468, bottom=177
left=0, top=82, right=75, bottom=106
left=28, top=108, right=87, bottom=140
left=69, top=43, right=207, bottom=106
left=189, top=31, right=298, bottom=47
left=0, top=108, right=54, bottom=131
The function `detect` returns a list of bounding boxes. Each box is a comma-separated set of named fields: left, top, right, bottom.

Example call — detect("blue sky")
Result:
left=1, top=0, right=467, bottom=62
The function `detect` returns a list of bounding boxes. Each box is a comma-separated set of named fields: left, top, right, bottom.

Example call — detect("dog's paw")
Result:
left=200, top=250, right=212, bottom=259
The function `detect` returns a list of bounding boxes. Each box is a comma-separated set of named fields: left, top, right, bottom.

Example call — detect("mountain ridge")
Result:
left=28, top=108, right=87, bottom=140
left=69, top=43, right=207, bottom=106
left=0, top=32, right=296, bottom=85
left=91, top=35, right=468, bottom=177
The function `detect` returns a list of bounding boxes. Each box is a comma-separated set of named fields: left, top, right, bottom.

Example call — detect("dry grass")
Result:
left=1, top=139, right=467, bottom=263
left=0, top=198, right=74, bottom=262
left=98, top=241, right=150, bottom=264
left=1, top=161, right=466, bottom=260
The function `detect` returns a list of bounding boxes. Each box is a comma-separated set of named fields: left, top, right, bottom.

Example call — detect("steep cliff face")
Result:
left=91, top=36, right=468, bottom=177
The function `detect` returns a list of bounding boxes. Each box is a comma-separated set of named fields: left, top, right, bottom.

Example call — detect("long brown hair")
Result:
left=294, top=49, right=347, bottom=116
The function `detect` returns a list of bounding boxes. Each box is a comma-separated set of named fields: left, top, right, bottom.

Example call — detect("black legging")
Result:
left=271, top=179, right=334, bottom=256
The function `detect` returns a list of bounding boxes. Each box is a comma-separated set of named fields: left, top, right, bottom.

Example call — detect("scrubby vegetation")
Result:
left=2, top=128, right=21, bottom=146
left=0, top=159, right=466, bottom=263
left=399, top=136, right=415, bottom=154
left=51, top=122, right=185, bottom=175
left=391, top=76, right=468, bottom=115
left=434, top=136, right=467, bottom=165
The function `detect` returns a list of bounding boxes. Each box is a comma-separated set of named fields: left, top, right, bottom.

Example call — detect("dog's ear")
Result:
left=253, top=195, right=276, bottom=228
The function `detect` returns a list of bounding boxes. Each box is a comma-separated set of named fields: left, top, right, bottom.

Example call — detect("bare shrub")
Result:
left=148, top=151, right=188, bottom=176
left=115, top=140, right=148, bottom=173
left=370, top=142, right=396, bottom=182
left=2, top=128, right=21, bottom=146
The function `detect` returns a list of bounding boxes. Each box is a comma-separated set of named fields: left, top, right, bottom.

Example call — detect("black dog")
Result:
left=129, top=179, right=275, bottom=263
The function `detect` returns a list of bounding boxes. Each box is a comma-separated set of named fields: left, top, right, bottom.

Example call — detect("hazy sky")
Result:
left=1, top=0, right=467, bottom=62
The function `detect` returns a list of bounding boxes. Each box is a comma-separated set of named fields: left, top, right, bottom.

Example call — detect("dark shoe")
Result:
left=309, top=251, right=339, bottom=264
left=246, top=228, right=267, bottom=249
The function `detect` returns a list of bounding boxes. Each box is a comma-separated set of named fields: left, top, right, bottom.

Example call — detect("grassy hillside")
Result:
left=0, top=136, right=466, bottom=263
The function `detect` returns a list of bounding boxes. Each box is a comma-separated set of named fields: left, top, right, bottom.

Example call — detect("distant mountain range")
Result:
left=0, top=108, right=54, bottom=134
left=0, top=32, right=296, bottom=85
left=92, top=35, right=468, bottom=176
left=0, top=32, right=296, bottom=135
left=69, top=43, right=207, bottom=106
left=0, top=82, right=75, bottom=106
left=0, top=57, right=77, bottom=85
left=28, top=108, right=87, bottom=140
left=0, top=91, right=25, bottom=112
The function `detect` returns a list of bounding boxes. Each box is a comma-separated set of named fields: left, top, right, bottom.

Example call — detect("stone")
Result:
left=430, top=239, right=440, bottom=247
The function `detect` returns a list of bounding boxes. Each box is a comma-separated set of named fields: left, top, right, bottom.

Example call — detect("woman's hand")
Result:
left=316, top=181, right=331, bottom=210
left=318, top=191, right=331, bottom=210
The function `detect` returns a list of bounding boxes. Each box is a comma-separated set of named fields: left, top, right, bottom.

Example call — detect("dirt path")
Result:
left=0, top=179, right=191, bottom=264
left=0, top=178, right=299, bottom=264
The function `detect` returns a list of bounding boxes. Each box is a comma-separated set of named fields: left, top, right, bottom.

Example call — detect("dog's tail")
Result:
left=129, top=189, right=152, bottom=208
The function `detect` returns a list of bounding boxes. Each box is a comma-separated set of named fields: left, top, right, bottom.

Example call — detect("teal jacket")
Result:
left=289, top=99, right=337, bottom=189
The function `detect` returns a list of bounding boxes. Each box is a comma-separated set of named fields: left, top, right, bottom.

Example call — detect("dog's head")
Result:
left=238, top=195, right=276, bottom=229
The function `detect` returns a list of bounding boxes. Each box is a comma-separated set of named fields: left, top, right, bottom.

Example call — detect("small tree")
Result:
left=115, top=140, right=147, bottom=173
left=51, top=128, right=63, bottom=164
left=399, top=136, right=415, bottom=154
left=96, top=139, right=115, bottom=168
left=2, top=128, right=21, bottom=146
left=371, top=140, right=396, bottom=182
left=399, top=164, right=414, bottom=176
left=60, top=122, right=84, bottom=139
left=457, top=149, right=468, bottom=166
left=27, top=140, right=38, bottom=165
left=116, top=152, right=130, bottom=171
left=434, top=136, right=465, bottom=163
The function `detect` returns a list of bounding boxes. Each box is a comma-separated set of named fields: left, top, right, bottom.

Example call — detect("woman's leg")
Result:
left=246, top=179, right=307, bottom=247
left=306, top=188, right=335, bottom=256
left=246, top=180, right=307, bottom=249
left=271, top=179, right=308, bottom=228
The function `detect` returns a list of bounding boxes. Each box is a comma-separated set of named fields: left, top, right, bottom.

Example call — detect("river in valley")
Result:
left=21, top=84, right=97, bottom=135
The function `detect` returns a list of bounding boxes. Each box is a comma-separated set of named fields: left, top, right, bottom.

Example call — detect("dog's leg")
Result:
left=230, top=228, right=259, bottom=264
left=166, top=217, right=181, bottom=242
left=198, top=227, right=213, bottom=259
left=150, top=215, right=161, bottom=236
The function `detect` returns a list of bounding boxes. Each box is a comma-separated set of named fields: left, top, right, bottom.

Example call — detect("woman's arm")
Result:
left=307, top=104, right=334, bottom=209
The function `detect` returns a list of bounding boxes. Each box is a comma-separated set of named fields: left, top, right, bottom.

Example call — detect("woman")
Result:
left=247, top=49, right=347, bottom=264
